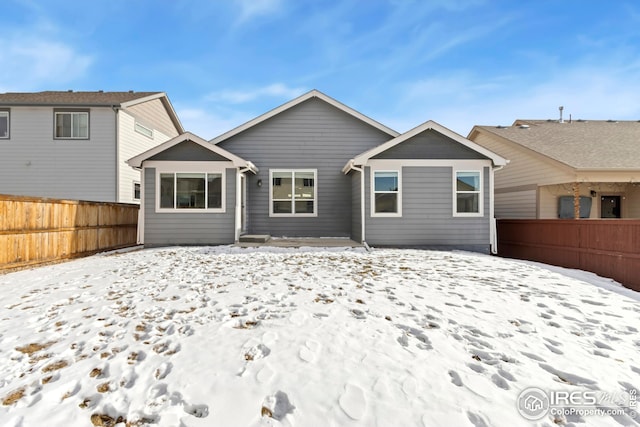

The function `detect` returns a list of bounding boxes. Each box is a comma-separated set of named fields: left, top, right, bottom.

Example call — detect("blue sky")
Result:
left=2, top=0, right=640, bottom=138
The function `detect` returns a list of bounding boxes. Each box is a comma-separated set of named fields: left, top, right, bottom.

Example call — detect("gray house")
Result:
left=0, top=91, right=183, bottom=204
left=128, top=90, right=507, bottom=252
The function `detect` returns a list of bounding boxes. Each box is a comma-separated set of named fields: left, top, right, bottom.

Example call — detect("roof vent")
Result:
left=98, top=90, right=104, bottom=93
left=559, top=106, right=564, bottom=123
left=577, top=119, right=587, bottom=123
left=67, top=89, right=73, bottom=92
left=518, top=124, right=530, bottom=129
left=607, top=119, right=618, bottom=123
left=496, top=125, right=508, bottom=129
left=128, top=90, right=134, bottom=93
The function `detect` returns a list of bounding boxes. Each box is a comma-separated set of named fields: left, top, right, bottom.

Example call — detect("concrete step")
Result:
left=238, top=234, right=271, bottom=243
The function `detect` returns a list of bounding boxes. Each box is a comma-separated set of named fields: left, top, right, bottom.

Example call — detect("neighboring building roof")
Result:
left=210, top=89, right=399, bottom=144
left=343, top=120, right=508, bottom=173
left=469, top=120, right=640, bottom=170
left=0, top=90, right=184, bottom=134
left=0, top=90, right=162, bottom=106
left=127, top=132, right=257, bottom=173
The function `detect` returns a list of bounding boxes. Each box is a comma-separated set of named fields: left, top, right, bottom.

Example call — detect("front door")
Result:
left=601, top=195, right=621, bottom=218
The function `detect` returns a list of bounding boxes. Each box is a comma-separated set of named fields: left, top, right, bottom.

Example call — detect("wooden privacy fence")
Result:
left=0, top=194, right=139, bottom=271
left=497, top=219, right=640, bottom=292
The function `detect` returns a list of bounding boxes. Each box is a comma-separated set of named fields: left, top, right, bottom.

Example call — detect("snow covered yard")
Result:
left=0, top=247, right=638, bottom=427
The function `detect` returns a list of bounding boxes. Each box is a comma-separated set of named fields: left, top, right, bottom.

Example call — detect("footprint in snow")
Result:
left=449, top=370, right=463, bottom=387
left=298, top=340, right=321, bottom=363
left=339, top=383, right=366, bottom=420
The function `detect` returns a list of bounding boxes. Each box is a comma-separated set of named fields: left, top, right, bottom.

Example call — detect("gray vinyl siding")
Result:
left=351, top=171, right=361, bottom=242
left=148, top=140, right=230, bottom=162
left=143, top=167, right=236, bottom=246
left=365, top=166, right=490, bottom=252
left=0, top=106, right=116, bottom=202
left=217, top=98, right=393, bottom=237
left=373, top=129, right=489, bottom=160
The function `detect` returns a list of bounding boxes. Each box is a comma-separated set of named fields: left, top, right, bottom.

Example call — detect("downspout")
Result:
left=138, top=165, right=145, bottom=245
left=235, top=169, right=242, bottom=242
left=490, top=164, right=505, bottom=254
left=350, top=164, right=366, bottom=245
left=112, top=106, right=120, bottom=202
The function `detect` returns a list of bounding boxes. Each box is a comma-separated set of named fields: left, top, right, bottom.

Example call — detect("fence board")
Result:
left=0, top=194, right=138, bottom=271
left=497, top=219, right=640, bottom=292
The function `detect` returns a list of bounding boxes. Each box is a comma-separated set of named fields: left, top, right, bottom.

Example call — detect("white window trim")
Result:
left=0, top=110, right=9, bottom=139
left=269, top=169, right=318, bottom=217
left=154, top=168, right=226, bottom=213
left=134, top=122, right=154, bottom=139
left=453, top=169, right=484, bottom=217
left=54, top=111, right=89, bottom=139
left=371, top=169, right=402, bottom=217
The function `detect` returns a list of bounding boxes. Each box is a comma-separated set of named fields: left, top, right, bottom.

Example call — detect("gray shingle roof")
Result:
left=474, top=120, right=640, bottom=169
left=0, top=91, right=162, bottom=106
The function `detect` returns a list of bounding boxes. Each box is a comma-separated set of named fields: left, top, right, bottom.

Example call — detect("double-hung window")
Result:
left=55, top=111, right=89, bottom=139
left=270, top=169, right=317, bottom=216
left=158, top=172, right=224, bottom=212
left=0, top=109, right=9, bottom=139
left=372, top=170, right=401, bottom=216
left=454, top=170, right=482, bottom=216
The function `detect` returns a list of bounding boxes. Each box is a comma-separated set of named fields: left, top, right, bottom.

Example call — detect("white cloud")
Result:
left=234, top=0, right=284, bottom=22
left=383, top=60, right=640, bottom=136
left=175, top=106, right=254, bottom=140
left=0, top=33, right=92, bottom=92
left=206, top=83, right=307, bottom=104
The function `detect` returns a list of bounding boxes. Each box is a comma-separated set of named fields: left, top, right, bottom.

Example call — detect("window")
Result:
left=270, top=169, right=316, bottom=216
left=158, top=172, right=224, bottom=211
left=0, top=110, right=9, bottom=139
left=373, top=170, right=400, bottom=216
left=55, top=111, right=89, bottom=139
left=133, top=182, right=141, bottom=200
left=455, top=171, right=482, bottom=216
left=134, top=122, right=153, bottom=139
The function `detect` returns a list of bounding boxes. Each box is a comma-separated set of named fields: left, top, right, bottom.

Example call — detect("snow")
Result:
left=0, top=246, right=638, bottom=427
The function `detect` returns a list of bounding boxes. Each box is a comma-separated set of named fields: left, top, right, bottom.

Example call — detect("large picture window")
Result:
left=455, top=171, right=482, bottom=216
left=55, top=111, right=89, bottom=139
left=270, top=169, right=316, bottom=216
left=0, top=110, right=9, bottom=139
left=158, top=172, right=224, bottom=211
left=372, top=170, right=401, bottom=216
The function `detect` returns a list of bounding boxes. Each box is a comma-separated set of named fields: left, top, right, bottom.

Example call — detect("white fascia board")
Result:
left=210, top=89, right=399, bottom=145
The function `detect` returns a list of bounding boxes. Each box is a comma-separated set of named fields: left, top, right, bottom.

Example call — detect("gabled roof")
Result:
left=0, top=90, right=184, bottom=134
left=127, top=132, right=257, bottom=172
left=343, top=120, right=508, bottom=172
left=210, top=89, right=399, bottom=144
left=469, top=120, right=640, bottom=170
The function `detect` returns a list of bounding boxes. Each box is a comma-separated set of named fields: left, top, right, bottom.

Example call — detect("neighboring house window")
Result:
left=0, top=110, right=9, bottom=139
left=133, top=182, right=141, bottom=200
left=270, top=169, right=317, bottom=216
left=372, top=170, right=401, bottom=216
left=55, top=111, right=89, bottom=139
left=158, top=172, right=224, bottom=212
left=135, top=122, right=153, bottom=139
left=454, top=170, right=483, bottom=216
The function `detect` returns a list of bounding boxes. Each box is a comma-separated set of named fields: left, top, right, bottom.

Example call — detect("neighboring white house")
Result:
left=0, top=91, right=183, bottom=204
